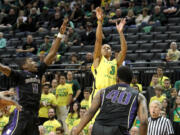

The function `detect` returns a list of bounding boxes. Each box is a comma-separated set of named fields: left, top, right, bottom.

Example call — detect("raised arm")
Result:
left=72, top=89, right=103, bottom=135
left=137, top=93, right=148, bottom=135
left=116, top=18, right=127, bottom=67
left=44, top=18, right=68, bottom=65
left=0, top=63, right=11, bottom=77
left=93, top=7, right=103, bottom=69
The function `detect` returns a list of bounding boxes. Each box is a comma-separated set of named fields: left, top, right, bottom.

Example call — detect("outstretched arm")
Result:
left=137, top=93, right=148, bottom=135
left=44, top=18, right=68, bottom=65
left=0, top=93, right=22, bottom=111
left=72, top=90, right=103, bottom=135
left=0, top=63, right=11, bottom=77
left=93, top=7, right=103, bottom=69
left=116, top=18, right=127, bottom=67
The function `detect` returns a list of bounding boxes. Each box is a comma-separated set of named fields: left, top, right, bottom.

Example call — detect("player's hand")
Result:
left=116, top=18, right=126, bottom=33
left=15, top=103, right=22, bottom=111
left=0, top=91, right=15, bottom=96
left=60, top=17, right=68, bottom=34
left=96, top=7, right=103, bottom=21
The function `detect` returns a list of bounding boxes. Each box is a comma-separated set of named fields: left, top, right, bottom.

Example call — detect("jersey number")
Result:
left=32, top=83, right=39, bottom=94
left=106, top=90, right=132, bottom=105
left=110, top=66, right=115, bottom=75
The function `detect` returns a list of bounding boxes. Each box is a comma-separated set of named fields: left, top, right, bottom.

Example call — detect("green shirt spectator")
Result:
left=0, top=32, right=6, bottom=49
left=38, top=35, right=51, bottom=54
left=66, top=71, right=81, bottom=101
left=175, top=80, right=180, bottom=92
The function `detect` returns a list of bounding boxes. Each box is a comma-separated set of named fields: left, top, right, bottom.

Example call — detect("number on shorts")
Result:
left=106, top=90, right=132, bottom=105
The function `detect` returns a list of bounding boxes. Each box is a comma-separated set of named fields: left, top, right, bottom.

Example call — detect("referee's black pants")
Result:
left=2, top=108, right=39, bottom=135
left=92, top=122, right=129, bottom=135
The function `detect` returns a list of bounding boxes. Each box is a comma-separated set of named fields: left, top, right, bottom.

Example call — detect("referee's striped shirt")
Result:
left=148, top=116, right=174, bottom=135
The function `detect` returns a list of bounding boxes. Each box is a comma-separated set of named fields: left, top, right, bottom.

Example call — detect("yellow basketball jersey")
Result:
left=91, top=56, right=117, bottom=97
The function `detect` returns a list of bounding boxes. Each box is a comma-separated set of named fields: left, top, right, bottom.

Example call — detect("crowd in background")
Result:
left=0, top=0, right=180, bottom=135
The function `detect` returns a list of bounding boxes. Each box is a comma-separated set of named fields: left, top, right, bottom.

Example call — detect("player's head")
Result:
left=154, top=84, right=163, bottom=97
left=101, top=44, right=112, bottom=59
left=149, top=100, right=162, bottom=118
left=117, top=66, right=133, bottom=84
left=17, top=57, right=38, bottom=72
left=59, top=73, right=66, bottom=85
left=83, top=89, right=90, bottom=100
left=48, top=108, right=55, bottom=120
left=130, top=126, right=139, bottom=135
left=42, top=83, right=50, bottom=94
left=80, top=107, right=87, bottom=118
left=56, top=127, right=64, bottom=135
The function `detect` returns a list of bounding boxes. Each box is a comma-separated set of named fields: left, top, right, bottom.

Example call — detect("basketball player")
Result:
left=90, top=7, right=127, bottom=105
left=72, top=66, right=148, bottom=135
left=0, top=18, right=68, bottom=135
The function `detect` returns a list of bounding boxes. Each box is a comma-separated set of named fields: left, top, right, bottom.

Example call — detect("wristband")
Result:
left=57, top=33, right=64, bottom=39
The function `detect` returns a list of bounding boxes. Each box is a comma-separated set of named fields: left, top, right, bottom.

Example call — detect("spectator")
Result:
left=162, top=98, right=170, bottom=117
left=163, top=79, right=171, bottom=99
left=82, top=52, right=93, bottom=70
left=56, top=127, right=65, bottom=135
left=70, top=3, right=84, bottom=26
left=45, top=0, right=57, bottom=9
left=38, top=35, right=52, bottom=54
left=72, top=107, right=90, bottom=135
left=66, top=102, right=80, bottom=133
left=130, top=75, right=143, bottom=92
left=163, top=0, right=178, bottom=17
left=1, top=0, right=12, bottom=14
left=166, top=42, right=180, bottom=62
left=80, top=89, right=90, bottom=109
left=150, top=84, right=166, bottom=104
left=66, top=71, right=81, bottom=102
left=17, top=10, right=27, bottom=23
left=149, top=5, right=166, bottom=26
left=24, top=15, right=38, bottom=32
left=170, top=95, right=180, bottom=135
left=16, top=35, right=37, bottom=56
left=38, top=6, right=49, bottom=27
left=81, top=22, right=95, bottom=46
left=0, top=10, right=7, bottom=24
left=150, top=66, right=169, bottom=87
left=135, top=8, right=150, bottom=27
left=49, top=12, right=63, bottom=31
left=39, top=83, right=57, bottom=125
left=126, top=9, right=136, bottom=27
left=56, top=74, right=73, bottom=134
left=1, top=8, right=17, bottom=28
left=132, top=84, right=140, bottom=92
left=43, top=108, right=62, bottom=134
left=42, top=75, right=47, bottom=85
left=156, top=0, right=165, bottom=11
left=174, top=80, right=180, bottom=93
left=49, top=79, right=58, bottom=95
left=0, top=32, right=6, bottom=49
left=130, top=126, right=139, bottom=135
left=66, top=27, right=80, bottom=46
left=12, top=16, right=27, bottom=32
left=0, top=110, right=9, bottom=134
left=30, top=7, right=39, bottom=24
left=148, top=100, right=174, bottom=135
left=109, top=9, right=124, bottom=25
left=169, top=88, right=178, bottom=108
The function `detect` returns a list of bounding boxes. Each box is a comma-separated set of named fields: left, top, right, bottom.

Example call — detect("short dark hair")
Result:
left=157, top=66, right=163, bottom=70
left=80, top=107, right=87, bottom=110
left=42, top=83, right=50, bottom=88
left=117, top=66, right=133, bottom=84
left=16, top=57, right=28, bottom=69
left=56, top=127, right=64, bottom=133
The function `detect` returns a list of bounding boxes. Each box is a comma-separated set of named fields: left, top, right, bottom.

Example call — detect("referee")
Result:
left=148, top=100, right=174, bottom=135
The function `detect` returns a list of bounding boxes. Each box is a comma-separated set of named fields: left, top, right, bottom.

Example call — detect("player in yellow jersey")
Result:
left=43, top=108, right=62, bottom=135
left=90, top=7, right=127, bottom=108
